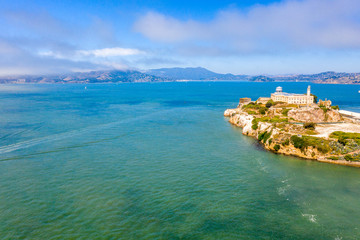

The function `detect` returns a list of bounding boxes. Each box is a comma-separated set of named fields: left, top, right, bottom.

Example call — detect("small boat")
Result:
left=359, top=90, right=360, bottom=93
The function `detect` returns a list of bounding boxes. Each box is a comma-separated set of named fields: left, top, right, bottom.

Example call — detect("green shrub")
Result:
left=290, top=135, right=331, bottom=153
left=303, top=122, right=316, bottom=130
left=345, top=154, right=355, bottom=161
left=338, top=136, right=347, bottom=146
left=242, top=102, right=262, bottom=110
left=258, top=131, right=266, bottom=141
left=262, top=131, right=272, bottom=143
left=247, top=110, right=257, bottom=115
left=252, top=118, right=259, bottom=130
left=268, top=138, right=273, bottom=145
left=282, top=108, right=290, bottom=116
left=258, top=131, right=272, bottom=143
left=274, top=144, right=280, bottom=151
left=319, top=105, right=328, bottom=113
left=331, top=105, right=339, bottom=110
left=311, top=94, right=318, bottom=103
left=259, top=107, right=267, bottom=115
left=329, top=156, right=339, bottom=160
left=265, top=100, right=274, bottom=108
left=282, top=139, right=290, bottom=146
left=290, top=135, right=305, bottom=150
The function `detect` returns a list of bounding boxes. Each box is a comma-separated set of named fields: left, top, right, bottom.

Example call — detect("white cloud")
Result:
left=77, top=47, right=145, bottom=57
left=134, top=0, right=360, bottom=53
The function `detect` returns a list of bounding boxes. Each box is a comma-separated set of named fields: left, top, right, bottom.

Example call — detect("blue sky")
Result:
left=1, top=0, right=360, bottom=75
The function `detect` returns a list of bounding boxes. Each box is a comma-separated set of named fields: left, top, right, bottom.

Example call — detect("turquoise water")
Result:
left=0, top=82, right=360, bottom=239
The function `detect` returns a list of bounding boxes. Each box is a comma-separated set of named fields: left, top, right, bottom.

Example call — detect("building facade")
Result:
left=270, top=86, right=314, bottom=105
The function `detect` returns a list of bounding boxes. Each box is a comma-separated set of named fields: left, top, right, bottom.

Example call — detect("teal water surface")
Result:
left=0, top=82, right=360, bottom=239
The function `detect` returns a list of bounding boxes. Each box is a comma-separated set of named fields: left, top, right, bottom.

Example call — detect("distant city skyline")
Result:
left=1, top=0, right=360, bottom=75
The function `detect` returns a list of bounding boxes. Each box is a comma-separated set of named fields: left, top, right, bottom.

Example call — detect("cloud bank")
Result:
left=134, top=0, right=360, bottom=54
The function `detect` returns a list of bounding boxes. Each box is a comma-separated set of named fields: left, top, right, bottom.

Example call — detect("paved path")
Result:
left=339, top=110, right=360, bottom=120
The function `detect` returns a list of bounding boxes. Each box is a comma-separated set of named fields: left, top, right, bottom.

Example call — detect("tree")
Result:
left=265, top=100, right=274, bottom=108
left=311, top=94, right=318, bottom=103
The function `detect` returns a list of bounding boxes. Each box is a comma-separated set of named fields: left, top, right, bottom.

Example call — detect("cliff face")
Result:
left=227, top=109, right=315, bottom=158
left=225, top=108, right=360, bottom=167
left=288, top=108, right=342, bottom=123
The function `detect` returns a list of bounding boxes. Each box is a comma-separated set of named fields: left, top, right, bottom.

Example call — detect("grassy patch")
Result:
left=246, top=110, right=257, bottom=115
left=282, top=108, right=291, bottom=116
left=305, top=130, right=317, bottom=135
left=329, top=131, right=360, bottom=145
left=258, top=115, right=288, bottom=123
left=290, top=135, right=331, bottom=153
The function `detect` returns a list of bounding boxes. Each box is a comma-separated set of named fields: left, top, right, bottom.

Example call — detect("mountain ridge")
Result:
left=0, top=67, right=360, bottom=84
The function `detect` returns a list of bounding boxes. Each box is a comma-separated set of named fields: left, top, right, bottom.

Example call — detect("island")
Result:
left=224, top=86, right=360, bottom=167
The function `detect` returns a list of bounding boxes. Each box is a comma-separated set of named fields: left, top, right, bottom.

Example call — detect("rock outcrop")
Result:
left=288, top=108, right=342, bottom=123
left=225, top=108, right=360, bottom=168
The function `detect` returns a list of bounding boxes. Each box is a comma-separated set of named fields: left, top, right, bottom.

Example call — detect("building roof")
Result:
left=272, top=92, right=307, bottom=97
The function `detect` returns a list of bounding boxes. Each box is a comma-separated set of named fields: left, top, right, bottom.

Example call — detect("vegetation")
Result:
left=265, top=100, right=274, bottom=108
left=303, top=122, right=316, bottom=130
left=242, top=102, right=262, bottom=110
left=311, top=94, right=318, bottom=103
left=331, top=105, right=339, bottom=110
left=259, top=108, right=267, bottom=115
left=252, top=118, right=259, bottom=130
left=330, top=131, right=360, bottom=145
left=345, top=154, right=355, bottom=161
left=257, top=116, right=288, bottom=123
left=319, top=105, right=328, bottom=113
left=305, top=130, right=317, bottom=135
left=242, top=103, right=268, bottom=115
left=282, top=108, right=291, bottom=116
left=258, top=130, right=272, bottom=143
left=282, top=139, right=290, bottom=146
left=247, top=110, right=257, bottom=115
left=290, top=135, right=331, bottom=153
left=274, top=144, right=280, bottom=151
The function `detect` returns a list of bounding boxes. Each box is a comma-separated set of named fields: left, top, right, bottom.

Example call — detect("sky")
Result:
left=1, top=0, right=360, bottom=75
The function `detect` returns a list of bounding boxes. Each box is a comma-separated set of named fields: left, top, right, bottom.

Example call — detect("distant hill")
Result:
left=271, top=71, right=360, bottom=84
left=249, top=75, right=274, bottom=82
left=0, top=70, right=165, bottom=84
left=146, top=67, right=248, bottom=81
left=1, top=68, right=360, bottom=84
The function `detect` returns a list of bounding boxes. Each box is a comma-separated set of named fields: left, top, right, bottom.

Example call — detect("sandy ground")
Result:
left=315, top=123, right=360, bottom=138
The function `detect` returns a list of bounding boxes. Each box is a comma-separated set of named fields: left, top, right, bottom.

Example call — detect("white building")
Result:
left=270, top=86, right=314, bottom=105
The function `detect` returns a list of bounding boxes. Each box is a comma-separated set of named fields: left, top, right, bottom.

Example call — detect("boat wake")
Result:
left=0, top=110, right=172, bottom=155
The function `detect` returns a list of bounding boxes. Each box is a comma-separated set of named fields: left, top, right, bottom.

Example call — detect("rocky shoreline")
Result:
left=224, top=106, right=360, bottom=168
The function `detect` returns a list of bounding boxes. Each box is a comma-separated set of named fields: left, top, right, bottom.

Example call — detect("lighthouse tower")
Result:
left=307, top=85, right=311, bottom=107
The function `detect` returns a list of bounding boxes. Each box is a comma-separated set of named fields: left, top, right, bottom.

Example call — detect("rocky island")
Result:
left=225, top=86, right=360, bottom=167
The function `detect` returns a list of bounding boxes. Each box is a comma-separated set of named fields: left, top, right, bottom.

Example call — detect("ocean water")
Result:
left=0, top=82, right=360, bottom=239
